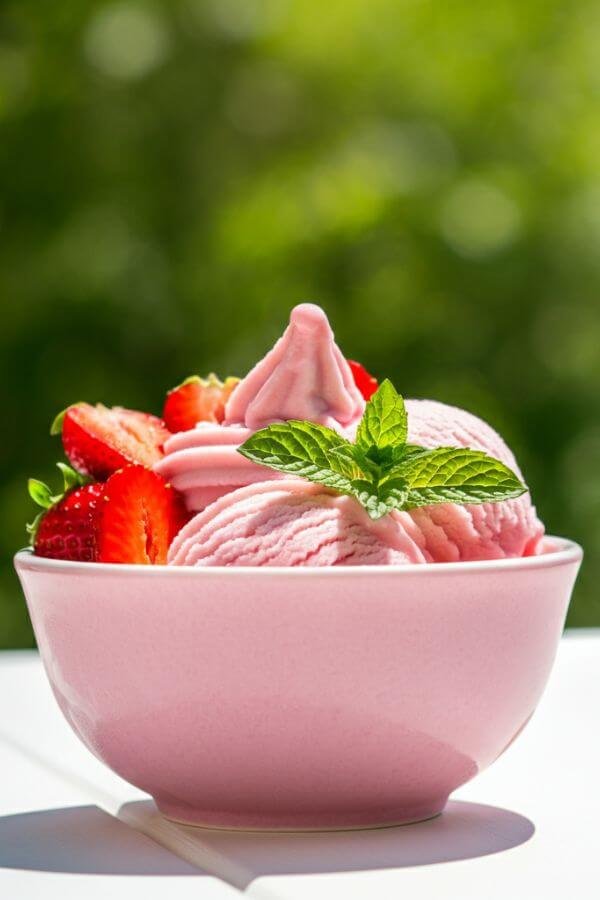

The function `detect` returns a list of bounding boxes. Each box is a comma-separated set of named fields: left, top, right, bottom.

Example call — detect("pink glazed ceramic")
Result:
left=15, top=537, right=581, bottom=831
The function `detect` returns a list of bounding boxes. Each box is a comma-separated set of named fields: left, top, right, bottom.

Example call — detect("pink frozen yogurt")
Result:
left=224, top=302, right=364, bottom=431
left=168, top=392, right=544, bottom=567
left=155, top=304, right=365, bottom=512
left=169, top=465, right=542, bottom=568
left=168, top=480, right=426, bottom=566
left=402, top=399, right=544, bottom=560
left=159, top=301, right=543, bottom=564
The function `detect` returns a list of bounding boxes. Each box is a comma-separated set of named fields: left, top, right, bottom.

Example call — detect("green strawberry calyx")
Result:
left=26, top=463, right=91, bottom=544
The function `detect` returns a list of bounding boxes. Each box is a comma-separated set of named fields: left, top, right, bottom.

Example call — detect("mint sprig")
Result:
left=238, top=380, right=527, bottom=520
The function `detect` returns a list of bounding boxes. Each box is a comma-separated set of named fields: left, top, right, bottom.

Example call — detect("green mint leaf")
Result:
left=238, top=421, right=358, bottom=493
left=351, top=481, right=392, bottom=520
left=237, top=381, right=527, bottom=522
left=356, top=379, right=407, bottom=452
left=398, top=444, right=431, bottom=462
left=348, top=472, right=408, bottom=520
left=330, top=442, right=379, bottom=479
left=401, top=447, right=527, bottom=508
left=27, top=479, right=54, bottom=509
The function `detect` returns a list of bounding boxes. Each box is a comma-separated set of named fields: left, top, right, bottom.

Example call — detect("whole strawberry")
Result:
left=28, top=463, right=188, bottom=565
left=347, top=360, right=378, bottom=401
left=28, top=464, right=103, bottom=562
left=163, top=373, right=239, bottom=432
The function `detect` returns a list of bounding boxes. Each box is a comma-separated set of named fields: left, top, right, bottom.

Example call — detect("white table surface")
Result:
left=1, top=631, right=598, bottom=899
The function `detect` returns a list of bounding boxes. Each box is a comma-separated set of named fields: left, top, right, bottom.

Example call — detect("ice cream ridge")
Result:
left=157, top=303, right=544, bottom=567
left=155, top=303, right=366, bottom=511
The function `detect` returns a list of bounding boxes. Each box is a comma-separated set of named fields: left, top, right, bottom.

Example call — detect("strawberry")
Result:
left=28, top=464, right=188, bottom=564
left=98, top=466, right=189, bottom=564
left=28, top=464, right=103, bottom=562
left=52, top=403, right=171, bottom=480
left=163, top=373, right=239, bottom=433
left=347, top=360, right=378, bottom=401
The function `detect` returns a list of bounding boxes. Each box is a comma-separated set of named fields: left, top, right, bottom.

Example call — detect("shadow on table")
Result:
left=0, top=799, right=534, bottom=881
left=135, top=798, right=534, bottom=888
left=0, top=805, right=199, bottom=875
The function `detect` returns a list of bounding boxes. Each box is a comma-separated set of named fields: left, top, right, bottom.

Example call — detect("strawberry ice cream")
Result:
left=155, top=304, right=365, bottom=511
left=168, top=480, right=425, bottom=566
left=224, top=303, right=364, bottom=431
left=403, top=399, right=543, bottom=560
left=168, top=451, right=542, bottom=568
left=157, top=302, right=543, bottom=566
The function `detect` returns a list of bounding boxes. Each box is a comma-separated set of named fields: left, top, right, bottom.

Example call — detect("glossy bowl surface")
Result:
left=14, top=537, right=582, bottom=831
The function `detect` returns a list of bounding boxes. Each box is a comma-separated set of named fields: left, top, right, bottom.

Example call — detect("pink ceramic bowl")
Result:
left=15, top=537, right=581, bottom=831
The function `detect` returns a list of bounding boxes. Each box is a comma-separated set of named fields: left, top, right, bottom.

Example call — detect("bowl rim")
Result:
left=14, top=536, right=582, bottom=578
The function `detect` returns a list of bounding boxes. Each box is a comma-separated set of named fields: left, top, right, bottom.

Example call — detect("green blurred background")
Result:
left=1, top=0, right=598, bottom=646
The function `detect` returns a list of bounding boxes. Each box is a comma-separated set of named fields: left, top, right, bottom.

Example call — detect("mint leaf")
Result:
left=348, top=473, right=408, bottom=520
left=238, top=421, right=359, bottom=492
left=399, top=444, right=431, bottom=462
left=237, top=379, right=527, bottom=522
left=356, top=379, right=407, bottom=452
left=401, top=447, right=527, bottom=508
left=330, top=442, right=379, bottom=479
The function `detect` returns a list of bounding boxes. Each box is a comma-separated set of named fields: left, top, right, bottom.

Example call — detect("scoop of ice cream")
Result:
left=167, top=400, right=544, bottom=566
left=403, top=399, right=544, bottom=559
left=155, top=304, right=364, bottom=512
left=168, top=480, right=426, bottom=567
left=155, top=422, right=283, bottom=512
left=224, top=303, right=365, bottom=431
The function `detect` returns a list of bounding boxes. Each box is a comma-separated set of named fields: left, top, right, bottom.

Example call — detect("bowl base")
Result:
left=154, top=796, right=448, bottom=832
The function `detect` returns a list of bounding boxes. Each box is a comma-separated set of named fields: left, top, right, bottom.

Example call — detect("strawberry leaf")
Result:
left=56, top=461, right=88, bottom=492
left=25, top=512, right=43, bottom=545
left=28, top=479, right=54, bottom=509
left=50, top=407, right=68, bottom=435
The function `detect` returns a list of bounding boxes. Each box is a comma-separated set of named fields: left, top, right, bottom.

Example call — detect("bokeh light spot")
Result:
left=226, top=64, right=300, bottom=137
left=439, top=178, right=522, bottom=258
left=84, top=3, right=170, bottom=80
left=352, top=121, right=456, bottom=195
left=534, top=302, right=600, bottom=382
left=201, top=0, right=289, bottom=40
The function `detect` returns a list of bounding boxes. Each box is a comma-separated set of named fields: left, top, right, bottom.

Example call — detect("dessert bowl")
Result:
left=14, top=536, right=581, bottom=831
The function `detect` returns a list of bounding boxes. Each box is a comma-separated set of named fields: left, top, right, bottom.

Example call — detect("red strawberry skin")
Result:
left=34, top=482, right=105, bottom=562
left=347, top=360, right=378, bottom=401
left=61, top=404, right=171, bottom=480
left=163, top=375, right=239, bottom=433
left=98, top=466, right=189, bottom=564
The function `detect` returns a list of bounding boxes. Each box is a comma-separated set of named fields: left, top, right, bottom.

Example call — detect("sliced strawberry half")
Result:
left=28, top=464, right=103, bottom=562
left=98, top=466, right=189, bottom=564
left=347, top=360, right=378, bottom=401
left=53, top=403, right=171, bottom=480
left=163, top=373, right=239, bottom=433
